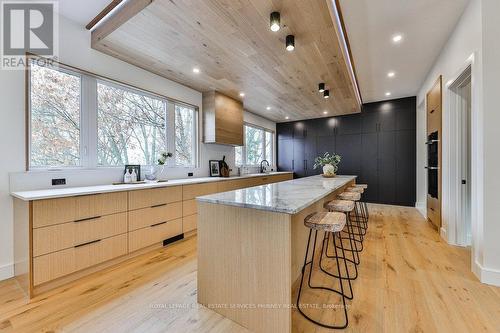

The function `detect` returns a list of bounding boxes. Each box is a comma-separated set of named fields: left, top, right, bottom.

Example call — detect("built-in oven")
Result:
left=426, top=131, right=439, bottom=199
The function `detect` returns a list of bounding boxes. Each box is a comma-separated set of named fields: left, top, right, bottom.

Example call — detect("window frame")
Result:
left=236, top=123, right=275, bottom=167
left=26, top=57, right=199, bottom=171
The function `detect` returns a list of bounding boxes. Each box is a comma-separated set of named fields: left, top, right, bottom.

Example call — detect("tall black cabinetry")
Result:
left=276, top=97, right=416, bottom=206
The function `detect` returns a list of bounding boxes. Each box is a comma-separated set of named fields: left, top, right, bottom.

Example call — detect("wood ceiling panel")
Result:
left=92, top=0, right=361, bottom=121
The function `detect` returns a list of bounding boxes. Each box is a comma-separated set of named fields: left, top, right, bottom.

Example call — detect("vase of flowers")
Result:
left=313, top=152, right=341, bottom=177
left=145, top=152, right=172, bottom=181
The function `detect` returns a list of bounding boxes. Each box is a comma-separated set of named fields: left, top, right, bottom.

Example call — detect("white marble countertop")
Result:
left=196, top=175, right=357, bottom=214
left=10, top=172, right=293, bottom=201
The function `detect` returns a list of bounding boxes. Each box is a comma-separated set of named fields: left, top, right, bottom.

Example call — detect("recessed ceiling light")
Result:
left=385, top=92, right=391, bottom=96
left=270, top=12, right=280, bottom=32
left=323, top=111, right=328, bottom=115
left=387, top=71, right=395, bottom=78
left=285, top=116, right=290, bottom=120
left=192, top=67, right=200, bottom=73
left=266, top=106, right=271, bottom=110
left=392, top=34, right=403, bottom=43
left=239, top=92, right=245, bottom=97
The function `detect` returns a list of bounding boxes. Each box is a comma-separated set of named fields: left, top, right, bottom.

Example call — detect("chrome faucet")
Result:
left=260, top=159, right=270, bottom=173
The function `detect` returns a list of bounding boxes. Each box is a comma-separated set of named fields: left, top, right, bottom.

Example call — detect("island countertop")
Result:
left=196, top=175, right=357, bottom=214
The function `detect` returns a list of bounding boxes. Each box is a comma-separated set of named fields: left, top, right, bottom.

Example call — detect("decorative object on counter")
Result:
left=124, top=165, right=141, bottom=182
left=313, top=152, right=341, bottom=177
left=145, top=152, right=172, bottom=182
left=209, top=160, right=220, bottom=177
left=219, top=156, right=230, bottom=177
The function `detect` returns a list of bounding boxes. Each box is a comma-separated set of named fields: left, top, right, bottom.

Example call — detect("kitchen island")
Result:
left=196, top=175, right=357, bottom=333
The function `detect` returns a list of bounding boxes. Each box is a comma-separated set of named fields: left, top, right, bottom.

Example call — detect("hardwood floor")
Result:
left=0, top=205, right=498, bottom=332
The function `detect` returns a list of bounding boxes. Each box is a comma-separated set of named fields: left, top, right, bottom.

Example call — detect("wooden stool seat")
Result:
left=346, top=186, right=364, bottom=193
left=325, top=200, right=355, bottom=213
left=355, top=184, right=368, bottom=189
left=304, top=212, right=346, bottom=233
left=337, top=192, right=361, bottom=201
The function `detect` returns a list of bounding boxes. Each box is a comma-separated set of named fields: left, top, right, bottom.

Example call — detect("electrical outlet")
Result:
left=52, top=178, right=66, bottom=186
left=188, top=172, right=194, bottom=177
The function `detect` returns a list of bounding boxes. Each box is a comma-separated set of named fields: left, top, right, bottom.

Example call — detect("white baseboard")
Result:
left=415, top=201, right=426, bottom=218
left=0, top=263, right=14, bottom=281
left=473, top=260, right=500, bottom=287
left=440, top=227, right=447, bottom=241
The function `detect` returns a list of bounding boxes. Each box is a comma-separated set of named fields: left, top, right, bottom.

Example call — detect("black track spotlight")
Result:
left=319, top=83, right=325, bottom=93
left=324, top=89, right=330, bottom=99
left=270, top=12, right=280, bottom=32
left=286, top=35, right=295, bottom=51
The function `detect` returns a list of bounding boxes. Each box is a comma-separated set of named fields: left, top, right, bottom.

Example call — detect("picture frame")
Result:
left=209, top=160, right=220, bottom=177
left=124, top=164, right=141, bottom=180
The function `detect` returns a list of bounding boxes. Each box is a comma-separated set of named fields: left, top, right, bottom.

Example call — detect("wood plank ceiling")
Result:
left=92, top=0, right=361, bottom=122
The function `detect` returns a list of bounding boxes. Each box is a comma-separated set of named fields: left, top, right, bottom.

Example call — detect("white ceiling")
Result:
left=339, top=0, right=469, bottom=103
left=56, top=0, right=111, bottom=26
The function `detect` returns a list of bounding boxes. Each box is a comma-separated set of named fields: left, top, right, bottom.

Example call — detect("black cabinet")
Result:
left=276, top=97, right=416, bottom=206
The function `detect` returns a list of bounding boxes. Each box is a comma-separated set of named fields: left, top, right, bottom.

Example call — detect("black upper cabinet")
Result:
left=336, top=114, right=361, bottom=135
left=293, top=139, right=305, bottom=177
left=276, top=96, right=416, bottom=206
left=277, top=138, right=293, bottom=171
left=277, top=122, right=293, bottom=140
left=293, top=122, right=306, bottom=139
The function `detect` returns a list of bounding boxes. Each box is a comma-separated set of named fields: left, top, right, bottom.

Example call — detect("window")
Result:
left=30, top=63, right=81, bottom=167
left=97, top=81, right=167, bottom=166
left=175, top=105, right=197, bottom=167
left=235, top=124, right=274, bottom=166
left=28, top=59, right=198, bottom=170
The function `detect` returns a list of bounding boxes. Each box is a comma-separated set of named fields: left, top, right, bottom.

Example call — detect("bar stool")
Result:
left=297, top=211, right=351, bottom=329
left=323, top=199, right=360, bottom=281
left=345, top=186, right=368, bottom=229
left=351, top=184, right=370, bottom=221
left=337, top=191, right=366, bottom=237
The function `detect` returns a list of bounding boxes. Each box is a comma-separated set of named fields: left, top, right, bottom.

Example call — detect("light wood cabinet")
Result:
left=33, top=233, right=127, bottom=286
left=129, top=218, right=182, bottom=252
left=128, top=202, right=182, bottom=231
left=16, top=173, right=292, bottom=296
left=33, top=192, right=127, bottom=228
left=128, top=186, right=182, bottom=210
left=203, top=91, right=243, bottom=146
left=33, top=212, right=127, bottom=257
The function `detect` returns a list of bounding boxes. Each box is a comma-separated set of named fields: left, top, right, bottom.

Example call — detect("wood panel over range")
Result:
left=91, top=0, right=361, bottom=121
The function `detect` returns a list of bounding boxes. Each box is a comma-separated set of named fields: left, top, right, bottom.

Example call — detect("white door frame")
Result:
left=442, top=53, right=480, bottom=251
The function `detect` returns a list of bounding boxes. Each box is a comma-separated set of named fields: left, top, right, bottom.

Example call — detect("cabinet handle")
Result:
left=75, top=239, right=101, bottom=248
left=430, top=109, right=435, bottom=114
left=151, top=221, right=168, bottom=227
left=430, top=207, right=435, bottom=211
left=292, top=159, right=294, bottom=170
left=74, top=216, right=101, bottom=223
left=151, top=203, right=167, bottom=208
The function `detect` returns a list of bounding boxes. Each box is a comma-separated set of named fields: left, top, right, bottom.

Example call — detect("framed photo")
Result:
left=125, top=164, right=141, bottom=180
left=209, top=160, right=220, bottom=177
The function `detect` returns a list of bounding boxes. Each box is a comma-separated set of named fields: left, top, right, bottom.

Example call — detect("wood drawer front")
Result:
left=128, top=202, right=182, bottom=231
left=128, top=218, right=182, bottom=252
left=128, top=186, right=182, bottom=210
left=182, top=182, right=218, bottom=200
left=33, top=192, right=127, bottom=228
left=269, top=174, right=293, bottom=183
left=183, top=214, right=197, bottom=233
left=33, top=233, right=127, bottom=286
left=33, top=212, right=127, bottom=257
left=183, top=199, right=197, bottom=216
left=217, top=179, right=243, bottom=192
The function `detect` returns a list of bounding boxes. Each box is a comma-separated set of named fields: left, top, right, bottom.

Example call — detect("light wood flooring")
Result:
left=0, top=205, right=499, bottom=332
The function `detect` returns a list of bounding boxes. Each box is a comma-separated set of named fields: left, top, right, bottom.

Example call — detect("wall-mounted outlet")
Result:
left=52, top=178, right=66, bottom=186
left=188, top=172, right=194, bottom=177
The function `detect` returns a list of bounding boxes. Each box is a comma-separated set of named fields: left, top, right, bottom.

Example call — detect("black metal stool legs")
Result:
left=297, top=229, right=349, bottom=329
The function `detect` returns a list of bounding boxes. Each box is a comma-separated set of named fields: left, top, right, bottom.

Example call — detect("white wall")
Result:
left=0, top=16, right=275, bottom=280
left=417, top=0, right=500, bottom=285
left=480, top=0, right=500, bottom=284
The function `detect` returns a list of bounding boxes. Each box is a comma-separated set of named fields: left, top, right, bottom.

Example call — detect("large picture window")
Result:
left=30, top=63, right=81, bottom=167
left=28, top=59, right=198, bottom=170
left=235, top=124, right=274, bottom=166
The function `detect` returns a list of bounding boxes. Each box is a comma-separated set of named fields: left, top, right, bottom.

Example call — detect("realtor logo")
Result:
left=1, top=1, right=58, bottom=69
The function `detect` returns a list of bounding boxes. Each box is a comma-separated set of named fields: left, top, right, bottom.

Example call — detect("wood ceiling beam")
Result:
left=86, top=0, right=123, bottom=31
left=91, top=0, right=153, bottom=47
